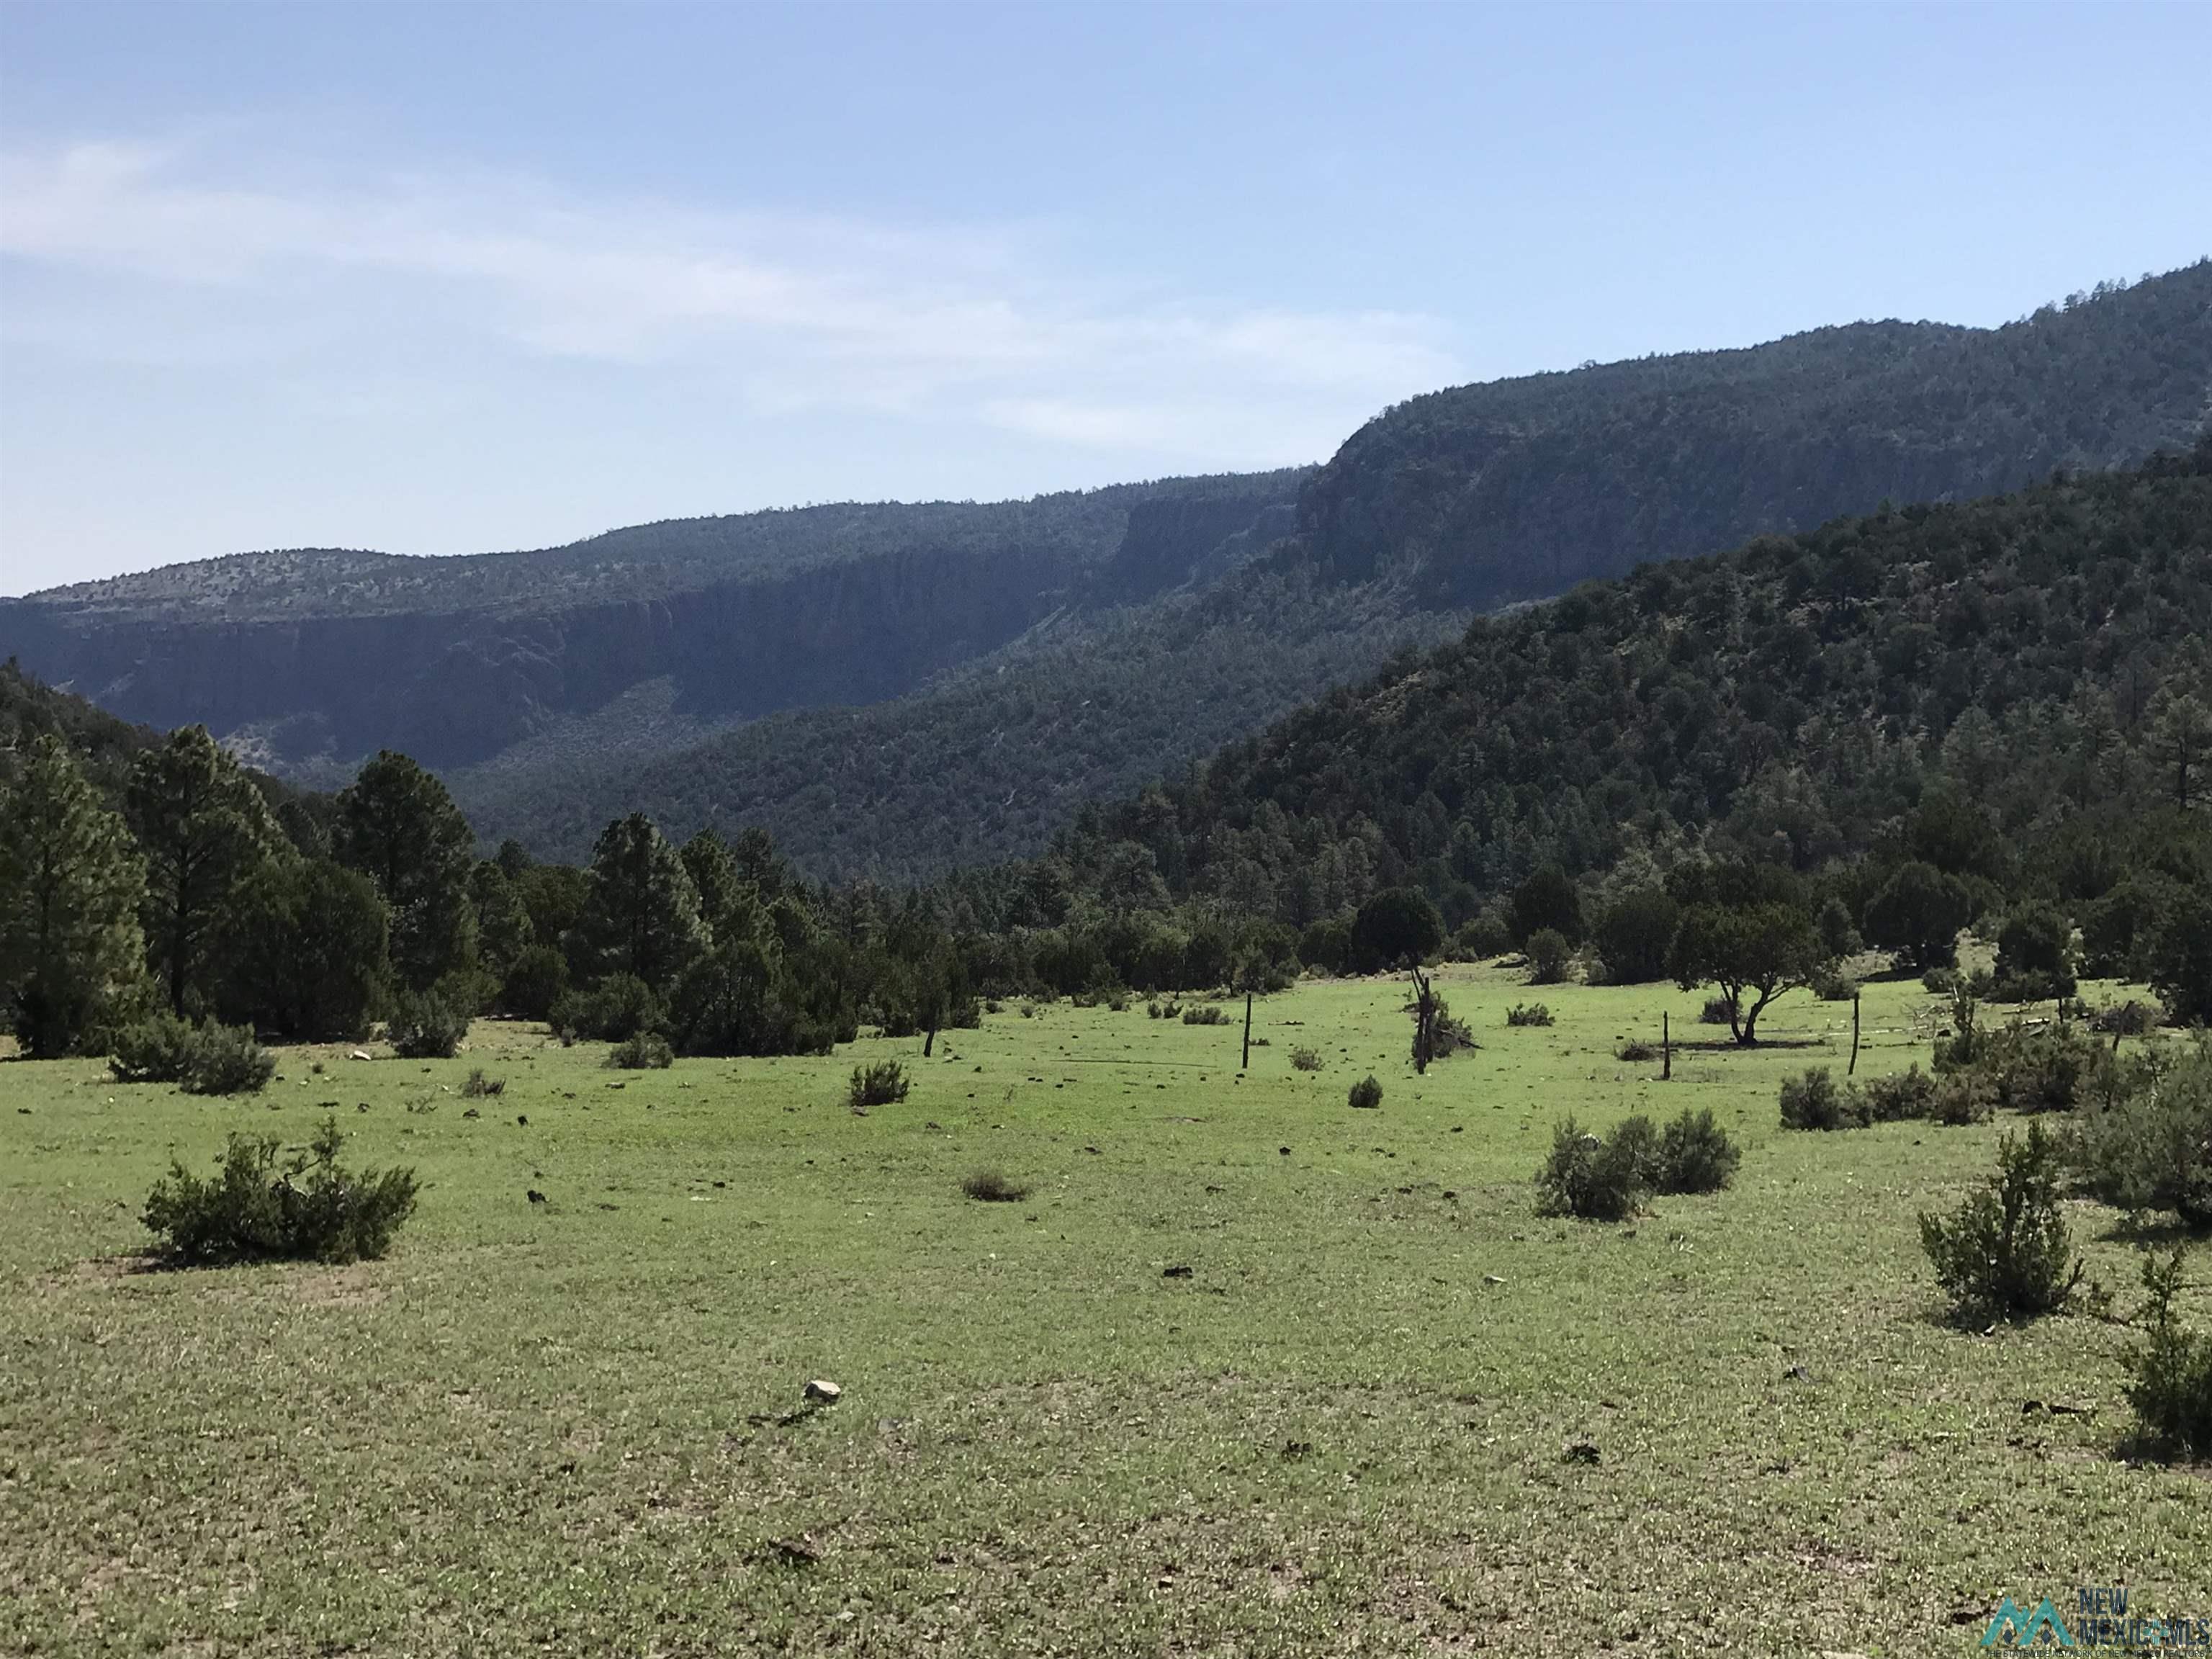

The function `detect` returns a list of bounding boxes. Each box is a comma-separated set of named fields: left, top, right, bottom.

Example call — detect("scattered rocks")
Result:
left=350, top=1050, right=372, bottom=1061
left=526, top=1190, right=548, bottom=1205
left=803, top=1379, right=842, bottom=1405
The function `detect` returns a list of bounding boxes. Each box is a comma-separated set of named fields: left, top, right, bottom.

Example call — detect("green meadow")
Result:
left=3, top=967, right=2206, bottom=1657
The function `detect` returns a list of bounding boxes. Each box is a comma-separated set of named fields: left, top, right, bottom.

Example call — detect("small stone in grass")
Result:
left=804, top=1379, right=842, bottom=1404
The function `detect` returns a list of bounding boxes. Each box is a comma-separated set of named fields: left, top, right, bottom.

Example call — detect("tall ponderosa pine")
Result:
left=333, top=751, right=478, bottom=992
left=576, top=814, right=709, bottom=994
left=679, top=829, right=747, bottom=941
left=468, top=860, right=536, bottom=985
left=126, top=726, right=288, bottom=1015
left=0, top=735, right=148, bottom=1056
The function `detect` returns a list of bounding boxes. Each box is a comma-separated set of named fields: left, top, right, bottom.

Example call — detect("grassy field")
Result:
left=3, top=966, right=2206, bottom=1657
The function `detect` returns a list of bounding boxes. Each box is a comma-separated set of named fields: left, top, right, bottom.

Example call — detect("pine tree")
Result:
left=333, top=751, right=478, bottom=993
left=0, top=735, right=149, bottom=1056
left=575, top=814, right=709, bottom=993
left=126, top=726, right=289, bottom=1015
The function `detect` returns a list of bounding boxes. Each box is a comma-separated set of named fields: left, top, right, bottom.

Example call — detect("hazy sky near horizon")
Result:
left=1, top=3, right=2207, bottom=594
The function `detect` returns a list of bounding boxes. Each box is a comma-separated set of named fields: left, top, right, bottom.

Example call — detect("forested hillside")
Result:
left=4, top=262, right=2206, bottom=879
left=449, top=567, right=1462, bottom=876
left=1041, top=442, right=2212, bottom=954
left=9, top=449, right=2211, bottom=1072
left=0, top=472, right=1309, bottom=775
left=1294, top=262, right=2212, bottom=606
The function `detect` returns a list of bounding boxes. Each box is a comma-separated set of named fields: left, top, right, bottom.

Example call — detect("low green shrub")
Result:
left=388, top=989, right=467, bottom=1060
left=1524, top=929, right=1572, bottom=985
left=1929, top=1070, right=1995, bottom=1126
left=1506, top=1002, right=1553, bottom=1028
left=1858, top=1065, right=1937, bottom=1123
left=1811, top=965, right=1859, bottom=1002
left=849, top=1059, right=910, bottom=1108
left=961, top=1169, right=1030, bottom=1202
left=607, top=1032, right=674, bottom=1070
left=141, top=1119, right=418, bottom=1267
left=1535, top=1115, right=1649, bottom=1222
left=1779, top=1067, right=1861, bottom=1131
left=1614, top=1038, right=1660, bottom=1062
left=109, top=1012, right=275, bottom=1096
left=2126, top=1249, right=2212, bottom=1462
left=1182, top=1005, right=1231, bottom=1026
left=462, top=1068, right=505, bottom=1097
left=1919, top=1121, right=2081, bottom=1323
left=549, top=974, right=662, bottom=1043
left=1653, top=1108, right=1741, bottom=1194
left=1348, top=1074, right=1383, bottom=1110
left=1289, top=1046, right=1323, bottom=1071
left=2065, top=1043, right=2212, bottom=1231
left=1699, top=994, right=1738, bottom=1026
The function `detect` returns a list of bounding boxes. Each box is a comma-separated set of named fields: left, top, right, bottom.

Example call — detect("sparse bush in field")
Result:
left=1979, top=1020, right=2101, bottom=1113
left=109, top=1012, right=275, bottom=1096
left=1859, top=1065, right=1938, bottom=1123
left=1107, top=994, right=1128, bottom=1013
left=462, top=1068, right=505, bottom=1097
left=984, top=998, right=1003, bottom=1015
left=607, top=1032, right=674, bottom=1070
left=1919, top=1121, right=2081, bottom=1323
left=1614, top=1038, right=1660, bottom=1062
left=1536, top=1115, right=1649, bottom=1221
left=1524, top=928, right=1573, bottom=985
left=2126, top=1249, right=2212, bottom=1462
left=549, top=974, right=662, bottom=1043
left=1407, top=992, right=1475, bottom=1061
left=388, top=989, right=467, bottom=1060
left=2065, top=1043, right=2212, bottom=1231
left=1290, top=1046, right=1323, bottom=1071
left=1348, top=1074, right=1383, bottom=1110
left=1506, top=1002, right=1553, bottom=1028
left=1930, top=1070, right=1995, bottom=1126
left=1699, top=994, right=1739, bottom=1026
left=1931, top=992, right=1989, bottom=1073
left=960, top=1169, right=1030, bottom=1203
left=1922, top=966, right=1959, bottom=995
left=849, top=1059, right=909, bottom=1108
left=1018, top=1002, right=1037, bottom=1019
left=1653, top=1108, right=1741, bottom=1194
left=141, top=1119, right=418, bottom=1267
left=1183, top=1005, right=1231, bottom=1026
left=1811, top=965, right=1859, bottom=1002
left=1779, top=1066, right=1861, bottom=1131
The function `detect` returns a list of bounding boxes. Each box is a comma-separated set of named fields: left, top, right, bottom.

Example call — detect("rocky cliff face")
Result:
left=0, top=473, right=1308, bottom=773
left=1294, top=262, right=2212, bottom=608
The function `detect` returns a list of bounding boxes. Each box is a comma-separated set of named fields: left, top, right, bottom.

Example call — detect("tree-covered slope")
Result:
left=450, top=569, right=1463, bottom=878
left=0, top=472, right=1310, bottom=773
left=1059, top=441, right=2212, bottom=930
left=1295, top=262, right=2212, bottom=607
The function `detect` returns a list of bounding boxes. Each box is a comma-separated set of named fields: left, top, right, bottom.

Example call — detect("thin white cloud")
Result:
left=0, top=138, right=1459, bottom=463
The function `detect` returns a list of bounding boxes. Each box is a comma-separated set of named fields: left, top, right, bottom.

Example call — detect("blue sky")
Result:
left=1, top=2, right=2207, bottom=593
